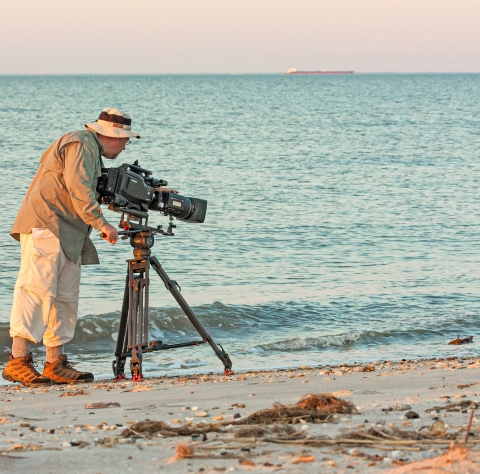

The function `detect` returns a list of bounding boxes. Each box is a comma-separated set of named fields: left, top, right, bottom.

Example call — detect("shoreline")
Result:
left=2, top=355, right=480, bottom=473
left=2, top=352, right=475, bottom=387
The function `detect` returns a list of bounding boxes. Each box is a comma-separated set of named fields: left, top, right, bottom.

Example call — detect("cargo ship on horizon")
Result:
left=285, top=67, right=354, bottom=75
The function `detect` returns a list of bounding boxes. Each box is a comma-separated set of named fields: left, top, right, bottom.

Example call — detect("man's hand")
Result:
left=155, top=187, right=179, bottom=194
left=100, top=224, right=118, bottom=244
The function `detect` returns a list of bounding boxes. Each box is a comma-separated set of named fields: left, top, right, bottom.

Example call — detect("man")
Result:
left=2, top=108, right=140, bottom=386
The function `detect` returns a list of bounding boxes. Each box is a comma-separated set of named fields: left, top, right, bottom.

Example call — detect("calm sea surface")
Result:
left=0, top=74, right=479, bottom=378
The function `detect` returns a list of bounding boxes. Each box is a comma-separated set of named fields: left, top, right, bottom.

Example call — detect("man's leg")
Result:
left=46, top=343, right=63, bottom=363
left=12, top=335, right=32, bottom=358
left=42, top=251, right=94, bottom=383
left=4, top=232, right=56, bottom=385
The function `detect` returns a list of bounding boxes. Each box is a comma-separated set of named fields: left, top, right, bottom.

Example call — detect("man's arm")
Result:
left=62, top=142, right=117, bottom=243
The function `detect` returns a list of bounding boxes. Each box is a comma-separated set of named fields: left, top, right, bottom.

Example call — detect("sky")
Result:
left=0, top=0, right=479, bottom=74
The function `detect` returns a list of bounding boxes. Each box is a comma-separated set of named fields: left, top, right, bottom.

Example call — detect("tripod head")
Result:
left=99, top=207, right=177, bottom=258
left=110, top=204, right=177, bottom=236
left=119, top=222, right=177, bottom=258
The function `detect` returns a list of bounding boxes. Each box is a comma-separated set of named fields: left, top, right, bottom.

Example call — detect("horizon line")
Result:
left=0, top=71, right=479, bottom=76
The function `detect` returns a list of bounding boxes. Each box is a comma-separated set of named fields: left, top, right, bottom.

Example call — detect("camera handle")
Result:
left=157, top=215, right=176, bottom=236
left=101, top=218, right=176, bottom=240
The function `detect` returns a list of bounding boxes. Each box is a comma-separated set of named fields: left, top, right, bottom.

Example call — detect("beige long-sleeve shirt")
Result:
left=11, top=130, right=109, bottom=265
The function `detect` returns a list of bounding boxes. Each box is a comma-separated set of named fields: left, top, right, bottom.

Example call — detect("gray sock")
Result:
left=12, top=337, right=32, bottom=358
left=46, top=345, right=64, bottom=364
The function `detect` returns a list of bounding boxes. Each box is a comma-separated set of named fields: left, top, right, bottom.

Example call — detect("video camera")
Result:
left=96, top=161, right=207, bottom=223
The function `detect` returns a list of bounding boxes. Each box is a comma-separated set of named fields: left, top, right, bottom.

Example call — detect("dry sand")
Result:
left=2, top=356, right=480, bottom=473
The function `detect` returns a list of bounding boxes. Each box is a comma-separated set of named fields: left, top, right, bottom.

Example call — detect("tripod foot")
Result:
left=132, top=373, right=144, bottom=382
left=113, top=357, right=127, bottom=381
left=130, top=356, right=144, bottom=382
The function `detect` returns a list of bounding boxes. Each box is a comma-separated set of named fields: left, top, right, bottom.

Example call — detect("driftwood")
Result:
left=265, top=422, right=479, bottom=452
left=425, top=400, right=478, bottom=413
left=347, top=426, right=456, bottom=441
left=121, top=420, right=225, bottom=438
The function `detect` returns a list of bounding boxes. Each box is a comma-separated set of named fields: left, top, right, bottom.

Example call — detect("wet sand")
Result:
left=1, top=356, right=480, bottom=473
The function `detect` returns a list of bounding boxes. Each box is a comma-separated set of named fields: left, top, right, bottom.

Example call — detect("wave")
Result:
left=0, top=301, right=335, bottom=349
left=256, top=331, right=364, bottom=352
left=0, top=299, right=477, bottom=358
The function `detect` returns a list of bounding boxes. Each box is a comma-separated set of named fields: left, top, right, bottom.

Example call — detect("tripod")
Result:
left=112, top=220, right=233, bottom=381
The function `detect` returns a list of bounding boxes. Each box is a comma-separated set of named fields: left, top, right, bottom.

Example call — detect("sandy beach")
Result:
left=1, top=357, right=480, bottom=473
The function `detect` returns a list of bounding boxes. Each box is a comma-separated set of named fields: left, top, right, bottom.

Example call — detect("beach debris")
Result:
left=175, top=443, right=195, bottom=460
left=457, top=383, right=480, bottom=389
left=347, top=424, right=457, bottom=442
left=448, top=335, right=474, bottom=345
left=132, top=384, right=152, bottom=392
left=235, top=426, right=267, bottom=438
left=355, top=365, right=375, bottom=372
left=463, top=409, right=475, bottom=446
left=425, top=400, right=478, bottom=413
left=235, top=424, right=298, bottom=439
left=69, top=441, right=89, bottom=448
left=121, top=420, right=225, bottom=438
left=405, top=411, right=419, bottom=419
left=394, top=404, right=412, bottom=412
left=266, top=419, right=471, bottom=452
left=95, top=437, right=119, bottom=448
left=425, top=420, right=446, bottom=436
left=385, top=445, right=480, bottom=474
left=84, top=402, right=121, bottom=409
left=60, top=389, right=89, bottom=397
left=122, top=418, right=303, bottom=444
left=1, top=443, right=60, bottom=453
left=194, top=411, right=208, bottom=417
left=3, top=444, right=35, bottom=453
left=296, top=393, right=353, bottom=411
left=232, top=393, right=357, bottom=425
left=291, top=455, right=315, bottom=463
left=168, top=442, right=243, bottom=462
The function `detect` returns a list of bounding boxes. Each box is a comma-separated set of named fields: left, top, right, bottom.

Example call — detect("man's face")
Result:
left=98, top=135, right=130, bottom=159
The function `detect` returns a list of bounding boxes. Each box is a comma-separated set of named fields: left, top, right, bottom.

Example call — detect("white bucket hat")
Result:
left=85, top=108, right=140, bottom=139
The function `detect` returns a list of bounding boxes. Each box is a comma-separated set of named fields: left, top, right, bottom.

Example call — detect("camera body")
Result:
left=97, top=162, right=207, bottom=223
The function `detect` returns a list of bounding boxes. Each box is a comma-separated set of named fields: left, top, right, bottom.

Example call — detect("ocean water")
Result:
left=0, top=74, right=479, bottom=378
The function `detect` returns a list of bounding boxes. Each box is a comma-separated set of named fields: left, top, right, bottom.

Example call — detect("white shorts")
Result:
left=9, top=229, right=81, bottom=347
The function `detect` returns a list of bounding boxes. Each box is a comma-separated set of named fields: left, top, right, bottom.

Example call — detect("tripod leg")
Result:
left=144, top=263, right=150, bottom=348
left=130, top=346, right=143, bottom=382
left=113, top=274, right=129, bottom=380
left=132, top=278, right=145, bottom=382
left=127, top=261, right=149, bottom=382
left=149, top=256, right=233, bottom=375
